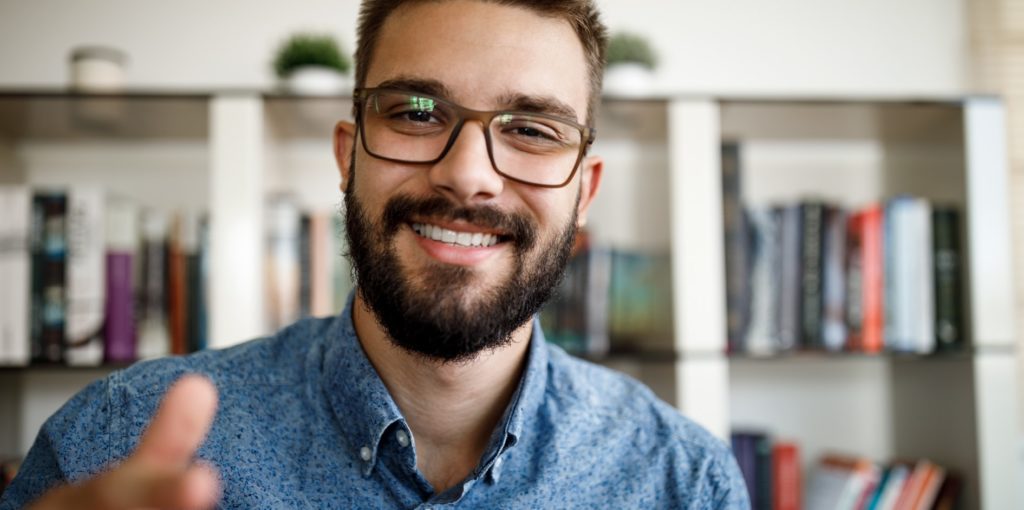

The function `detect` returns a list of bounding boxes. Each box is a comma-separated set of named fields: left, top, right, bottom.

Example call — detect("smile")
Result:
left=410, top=223, right=502, bottom=248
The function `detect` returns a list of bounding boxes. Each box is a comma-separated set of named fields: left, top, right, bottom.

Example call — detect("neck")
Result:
left=352, top=292, right=532, bottom=493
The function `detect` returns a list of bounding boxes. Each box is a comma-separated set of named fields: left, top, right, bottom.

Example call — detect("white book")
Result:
left=0, top=186, right=31, bottom=366
left=908, top=198, right=935, bottom=354
left=64, top=187, right=106, bottom=366
left=266, top=195, right=301, bottom=331
left=743, top=208, right=779, bottom=355
left=137, top=210, right=170, bottom=360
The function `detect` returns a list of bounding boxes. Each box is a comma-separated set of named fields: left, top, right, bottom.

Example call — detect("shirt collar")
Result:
left=323, top=292, right=405, bottom=476
left=322, top=291, right=550, bottom=480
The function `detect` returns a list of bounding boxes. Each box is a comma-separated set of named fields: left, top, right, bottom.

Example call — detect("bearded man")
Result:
left=2, top=1, right=749, bottom=508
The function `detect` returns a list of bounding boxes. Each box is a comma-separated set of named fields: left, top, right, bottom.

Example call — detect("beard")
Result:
left=343, top=171, right=578, bottom=363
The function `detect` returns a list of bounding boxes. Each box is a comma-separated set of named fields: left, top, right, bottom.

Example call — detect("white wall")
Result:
left=0, top=0, right=967, bottom=95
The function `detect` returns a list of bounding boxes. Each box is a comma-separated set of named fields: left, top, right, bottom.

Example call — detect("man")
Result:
left=2, top=1, right=749, bottom=508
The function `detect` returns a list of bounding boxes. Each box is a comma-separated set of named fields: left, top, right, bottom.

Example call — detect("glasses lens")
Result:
left=489, top=113, right=583, bottom=186
left=361, top=91, right=455, bottom=162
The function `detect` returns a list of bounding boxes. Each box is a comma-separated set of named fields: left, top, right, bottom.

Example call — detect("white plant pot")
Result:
left=603, top=63, right=656, bottom=97
left=70, top=46, right=128, bottom=92
left=284, top=66, right=350, bottom=96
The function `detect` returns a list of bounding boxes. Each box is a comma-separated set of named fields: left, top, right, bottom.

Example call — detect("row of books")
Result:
left=731, top=431, right=962, bottom=510
left=263, top=194, right=351, bottom=331
left=725, top=198, right=963, bottom=356
left=0, top=186, right=209, bottom=366
left=806, top=455, right=960, bottom=510
left=539, top=232, right=673, bottom=357
left=722, top=144, right=965, bottom=356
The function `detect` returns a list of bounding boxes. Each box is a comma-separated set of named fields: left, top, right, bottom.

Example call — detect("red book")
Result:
left=772, top=442, right=801, bottom=510
left=859, top=204, right=885, bottom=353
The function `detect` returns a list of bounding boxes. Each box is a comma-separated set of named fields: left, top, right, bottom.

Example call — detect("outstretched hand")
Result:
left=28, top=375, right=222, bottom=510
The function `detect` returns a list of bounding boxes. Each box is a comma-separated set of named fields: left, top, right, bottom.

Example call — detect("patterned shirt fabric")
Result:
left=2, top=294, right=750, bottom=509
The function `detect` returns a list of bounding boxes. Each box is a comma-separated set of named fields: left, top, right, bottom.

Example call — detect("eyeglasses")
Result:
left=353, top=88, right=596, bottom=188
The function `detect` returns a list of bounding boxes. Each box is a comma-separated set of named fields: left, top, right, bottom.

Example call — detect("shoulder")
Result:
left=543, top=345, right=749, bottom=508
left=36, top=317, right=333, bottom=476
left=112, top=316, right=333, bottom=395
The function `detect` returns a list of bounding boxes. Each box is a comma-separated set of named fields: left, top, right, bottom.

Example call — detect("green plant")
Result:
left=606, top=32, right=657, bottom=70
left=273, top=33, right=351, bottom=78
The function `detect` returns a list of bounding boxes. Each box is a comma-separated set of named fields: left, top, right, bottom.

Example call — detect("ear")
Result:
left=575, top=155, right=603, bottom=228
left=333, top=121, right=357, bottom=193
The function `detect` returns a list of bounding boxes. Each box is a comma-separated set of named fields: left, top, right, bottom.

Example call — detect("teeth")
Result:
left=411, top=223, right=499, bottom=248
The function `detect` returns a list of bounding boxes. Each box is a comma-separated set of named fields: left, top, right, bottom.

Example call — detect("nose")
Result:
left=427, top=120, right=505, bottom=204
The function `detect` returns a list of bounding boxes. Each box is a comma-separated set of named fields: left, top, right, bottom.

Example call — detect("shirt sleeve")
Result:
left=713, top=450, right=753, bottom=510
left=0, top=378, right=118, bottom=509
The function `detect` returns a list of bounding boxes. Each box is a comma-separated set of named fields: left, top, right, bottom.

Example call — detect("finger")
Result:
left=133, top=374, right=218, bottom=468
left=28, top=463, right=221, bottom=510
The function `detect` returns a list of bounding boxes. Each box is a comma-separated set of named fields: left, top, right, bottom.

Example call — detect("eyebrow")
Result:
left=370, top=76, right=581, bottom=123
left=495, top=93, right=581, bottom=123
left=373, top=77, right=453, bottom=100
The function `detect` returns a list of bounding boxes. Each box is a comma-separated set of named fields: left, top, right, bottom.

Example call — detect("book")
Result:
left=722, top=142, right=752, bottom=353
left=64, top=187, right=106, bottom=366
left=799, top=201, right=826, bottom=349
left=805, top=454, right=878, bottom=510
left=848, top=204, right=884, bottom=353
left=298, top=213, right=312, bottom=318
left=167, top=213, right=188, bottom=355
left=931, top=207, right=963, bottom=350
left=730, top=431, right=772, bottom=510
left=885, top=197, right=935, bottom=354
left=777, top=204, right=802, bottom=352
left=182, top=212, right=204, bottom=353
left=266, top=195, right=301, bottom=331
left=0, top=186, right=31, bottom=366
left=772, top=442, right=801, bottom=510
left=103, top=197, right=137, bottom=363
left=309, top=211, right=333, bottom=317
left=821, top=206, right=847, bottom=351
left=136, top=210, right=170, bottom=360
left=31, top=191, right=68, bottom=364
left=743, top=207, right=782, bottom=355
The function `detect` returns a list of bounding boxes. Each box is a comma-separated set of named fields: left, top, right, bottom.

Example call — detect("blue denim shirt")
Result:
left=2, top=296, right=750, bottom=509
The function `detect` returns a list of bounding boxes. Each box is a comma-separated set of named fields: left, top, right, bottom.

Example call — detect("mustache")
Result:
left=381, top=195, right=537, bottom=253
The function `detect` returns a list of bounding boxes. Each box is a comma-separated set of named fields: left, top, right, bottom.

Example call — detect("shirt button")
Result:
left=360, top=446, right=372, bottom=462
left=396, top=429, right=410, bottom=448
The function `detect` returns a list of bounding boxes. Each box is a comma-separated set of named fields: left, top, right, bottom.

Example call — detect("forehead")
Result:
left=366, top=0, right=590, bottom=123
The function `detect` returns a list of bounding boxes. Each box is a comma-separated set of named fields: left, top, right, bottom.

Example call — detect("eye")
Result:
left=398, top=110, right=438, bottom=124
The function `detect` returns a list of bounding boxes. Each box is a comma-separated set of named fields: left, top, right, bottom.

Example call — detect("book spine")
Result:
left=844, top=211, right=864, bottom=351
left=754, top=434, right=773, bottom=510
left=181, top=212, right=201, bottom=353
left=298, top=213, right=312, bottom=318
left=103, top=199, right=137, bottom=363
left=931, top=207, right=963, bottom=351
left=821, top=206, right=847, bottom=351
left=31, top=192, right=68, bottom=364
left=772, top=442, right=801, bottom=510
left=909, top=199, right=935, bottom=354
left=721, top=142, right=751, bottom=353
left=137, top=210, right=169, bottom=359
left=64, top=187, right=106, bottom=366
left=744, top=207, right=780, bottom=354
left=778, top=204, right=802, bottom=351
left=799, top=202, right=825, bottom=349
left=309, top=212, right=332, bottom=317
left=167, top=214, right=187, bottom=356
left=0, top=187, right=31, bottom=366
left=860, top=204, right=884, bottom=354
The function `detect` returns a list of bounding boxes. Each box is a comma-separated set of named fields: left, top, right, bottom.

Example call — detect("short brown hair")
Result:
left=354, top=0, right=608, bottom=124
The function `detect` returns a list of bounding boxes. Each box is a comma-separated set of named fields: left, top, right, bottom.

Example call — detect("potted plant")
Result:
left=273, top=33, right=352, bottom=95
left=603, top=32, right=658, bottom=96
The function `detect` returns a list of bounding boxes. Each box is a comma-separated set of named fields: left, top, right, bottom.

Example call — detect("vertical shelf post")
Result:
left=668, top=98, right=730, bottom=439
left=964, top=97, right=1021, bottom=509
left=209, top=94, right=266, bottom=348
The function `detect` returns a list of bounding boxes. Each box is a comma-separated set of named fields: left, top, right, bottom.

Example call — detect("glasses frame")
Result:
left=353, top=87, right=596, bottom=189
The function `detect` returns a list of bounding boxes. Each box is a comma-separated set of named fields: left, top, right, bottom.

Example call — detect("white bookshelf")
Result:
left=0, top=91, right=1019, bottom=508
